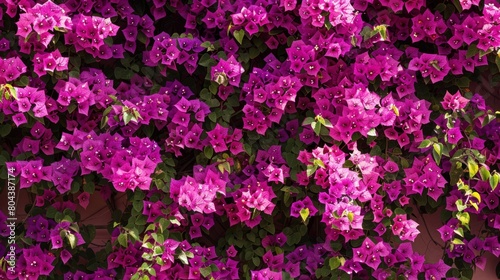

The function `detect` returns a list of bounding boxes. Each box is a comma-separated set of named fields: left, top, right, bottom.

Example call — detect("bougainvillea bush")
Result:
left=1, top=0, right=500, bottom=279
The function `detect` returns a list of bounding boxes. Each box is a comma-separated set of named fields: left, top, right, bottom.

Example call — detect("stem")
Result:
left=80, top=204, right=110, bottom=223
left=417, top=207, right=445, bottom=250
left=89, top=242, right=107, bottom=247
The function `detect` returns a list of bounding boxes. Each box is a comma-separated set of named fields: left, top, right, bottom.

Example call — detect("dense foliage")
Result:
left=1, top=0, right=500, bottom=279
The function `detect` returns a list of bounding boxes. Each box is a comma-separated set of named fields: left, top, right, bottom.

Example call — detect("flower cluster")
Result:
left=0, top=57, right=27, bottom=84
left=170, top=165, right=227, bottom=214
left=7, top=86, right=48, bottom=125
left=241, top=57, right=302, bottom=136
left=298, top=0, right=356, bottom=28
left=144, top=33, right=202, bottom=73
left=211, top=55, right=245, bottom=87
left=65, top=14, right=119, bottom=58
left=403, top=155, right=447, bottom=200
left=230, top=6, right=269, bottom=36
left=225, top=176, right=276, bottom=228
left=54, top=77, right=95, bottom=115
left=50, top=158, right=80, bottom=194
left=50, top=221, right=85, bottom=250
left=6, top=160, right=49, bottom=189
left=16, top=1, right=72, bottom=53
left=54, top=130, right=161, bottom=192
left=25, top=215, right=54, bottom=243
left=32, top=50, right=68, bottom=77
left=5, top=245, right=56, bottom=279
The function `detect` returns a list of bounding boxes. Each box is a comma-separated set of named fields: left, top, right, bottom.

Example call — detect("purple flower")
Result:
left=12, top=112, right=27, bottom=127
left=423, top=259, right=450, bottom=280
left=77, top=192, right=90, bottom=209
left=211, top=55, right=244, bottom=87
left=483, top=236, right=500, bottom=257
left=226, top=245, right=237, bottom=258
left=441, top=91, right=469, bottom=111
left=446, top=127, right=463, bottom=144
left=60, top=249, right=72, bottom=264
left=437, top=225, right=454, bottom=242
left=189, top=226, right=202, bottom=239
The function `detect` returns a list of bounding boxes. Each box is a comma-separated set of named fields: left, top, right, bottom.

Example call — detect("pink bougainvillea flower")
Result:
left=77, top=192, right=90, bottom=209
left=441, top=91, right=469, bottom=111
left=446, top=127, right=463, bottom=144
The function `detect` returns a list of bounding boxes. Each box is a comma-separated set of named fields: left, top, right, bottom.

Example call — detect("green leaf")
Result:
left=46, top=206, right=57, bottom=218
left=214, top=72, right=228, bottom=86
left=83, top=179, right=95, bottom=193
left=114, top=67, right=134, bottom=80
left=470, top=192, right=481, bottom=203
left=200, top=266, right=212, bottom=278
left=394, top=208, right=406, bottom=215
left=329, top=257, right=341, bottom=270
left=66, top=233, right=77, bottom=249
left=361, top=26, right=374, bottom=41
left=201, top=41, right=216, bottom=51
left=490, top=173, right=499, bottom=190
left=208, top=112, right=217, bottom=122
left=263, top=223, right=275, bottom=234
left=452, top=238, right=465, bottom=246
left=118, top=233, right=128, bottom=247
left=233, top=29, right=245, bottom=45
left=199, top=53, right=216, bottom=67
left=123, top=111, right=132, bottom=125
left=133, top=200, right=143, bottom=212
left=367, top=128, right=377, bottom=137
left=178, top=251, right=189, bottom=265
left=312, top=121, right=321, bottom=136
left=455, top=199, right=467, bottom=211
left=456, top=212, right=470, bottom=228
left=454, top=227, right=464, bottom=237
left=0, top=124, right=12, bottom=137
left=373, top=25, right=388, bottom=41
left=469, top=202, right=478, bottom=211
left=466, top=44, right=479, bottom=59
left=300, top=208, right=310, bottom=222
left=302, top=117, right=314, bottom=126
left=249, top=47, right=260, bottom=59
left=323, top=118, right=333, bottom=128
left=350, top=35, right=358, bottom=47
left=347, top=212, right=354, bottom=222
left=455, top=76, right=470, bottom=88
left=451, top=0, right=463, bottom=12
left=153, top=246, right=163, bottom=256
left=418, top=139, right=433, bottom=148
left=306, top=165, right=317, bottom=177
left=450, top=162, right=463, bottom=186
left=67, top=103, right=77, bottom=114
left=467, top=157, right=478, bottom=178
left=432, top=143, right=443, bottom=165
left=16, top=76, right=30, bottom=87
left=148, top=267, right=157, bottom=277
left=313, top=158, right=325, bottom=168
left=482, top=112, right=496, bottom=127
left=479, top=166, right=490, bottom=181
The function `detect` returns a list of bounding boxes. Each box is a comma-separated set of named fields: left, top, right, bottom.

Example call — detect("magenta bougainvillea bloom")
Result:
left=211, top=55, right=245, bottom=87
left=441, top=90, right=469, bottom=111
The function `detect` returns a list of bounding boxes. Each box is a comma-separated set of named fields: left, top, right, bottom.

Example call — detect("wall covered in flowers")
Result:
left=0, top=0, right=500, bottom=279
